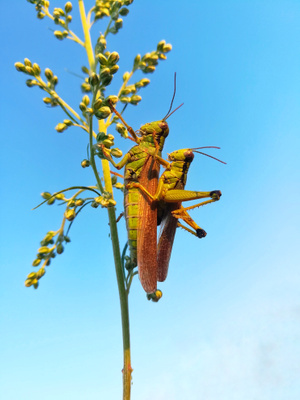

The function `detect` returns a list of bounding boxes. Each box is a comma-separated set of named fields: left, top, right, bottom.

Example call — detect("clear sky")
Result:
left=1, top=1, right=300, bottom=399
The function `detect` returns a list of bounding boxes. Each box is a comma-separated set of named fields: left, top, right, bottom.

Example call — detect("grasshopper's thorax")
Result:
left=166, top=149, right=195, bottom=186
left=139, top=120, right=169, bottom=152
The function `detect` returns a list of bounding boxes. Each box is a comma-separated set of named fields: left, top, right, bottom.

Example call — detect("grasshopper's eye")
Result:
left=184, top=150, right=194, bottom=161
left=159, top=121, right=168, bottom=131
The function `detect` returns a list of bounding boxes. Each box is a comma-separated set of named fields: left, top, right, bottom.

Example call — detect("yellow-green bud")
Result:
left=120, top=96, right=130, bottom=104
left=95, top=106, right=111, bottom=119
left=45, top=68, right=53, bottom=80
left=65, top=2, right=72, bottom=13
left=43, top=97, right=52, bottom=104
left=157, top=40, right=166, bottom=51
left=114, top=182, right=124, bottom=190
left=43, top=231, right=55, bottom=242
left=47, top=197, right=55, bottom=205
left=14, top=62, right=25, bottom=72
left=106, top=95, right=118, bottom=105
left=102, top=138, right=114, bottom=148
left=89, top=73, right=99, bottom=86
left=141, top=78, right=150, bottom=87
left=163, top=44, right=172, bottom=53
left=111, top=147, right=123, bottom=158
left=37, top=11, right=46, bottom=19
left=145, top=65, right=156, bottom=73
left=130, top=95, right=142, bottom=105
left=41, top=192, right=52, bottom=200
left=27, top=271, right=36, bottom=279
left=65, top=209, right=76, bottom=221
left=81, top=159, right=90, bottom=168
left=119, top=7, right=129, bottom=16
left=62, top=30, right=69, bottom=38
left=91, top=201, right=99, bottom=208
left=32, top=259, right=42, bottom=267
left=110, top=65, right=119, bottom=74
left=100, top=67, right=110, bottom=79
left=63, top=119, right=73, bottom=126
left=108, top=199, right=117, bottom=206
left=81, top=82, right=91, bottom=92
left=32, top=63, right=41, bottom=75
left=26, top=79, right=37, bottom=87
left=25, top=279, right=33, bottom=287
left=24, top=58, right=32, bottom=67
left=123, top=71, right=130, bottom=82
left=82, top=95, right=90, bottom=106
left=54, top=30, right=64, bottom=40
left=97, top=53, right=107, bottom=66
left=108, top=51, right=120, bottom=65
left=68, top=200, right=75, bottom=207
left=56, top=243, right=64, bottom=254
left=114, top=18, right=123, bottom=29
left=79, top=102, right=87, bottom=112
left=55, top=193, right=65, bottom=200
left=111, top=175, right=117, bottom=185
left=25, top=66, right=34, bottom=75
left=55, top=123, right=67, bottom=132
left=38, top=246, right=51, bottom=254
left=116, top=123, right=126, bottom=135
left=75, top=199, right=84, bottom=206
left=37, top=268, right=46, bottom=279
left=33, top=280, right=39, bottom=289
left=158, top=53, right=167, bottom=60
left=93, top=98, right=103, bottom=110
left=66, top=15, right=72, bottom=23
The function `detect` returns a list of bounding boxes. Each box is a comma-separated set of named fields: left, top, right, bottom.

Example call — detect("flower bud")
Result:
left=54, top=30, right=64, bottom=40
left=63, top=119, right=73, bottom=126
left=32, top=63, right=41, bottom=75
left=75, top=199, right=84, bottom=206
left=163, top=44, right=172, bottom=53
left=55, top=123, right=67, bottom=132
left=102, top=138, right=114, bottom=148
left=36, top=268, right=46, bottom=279
left=38, top=246, right=51, bottom=254
left=111, top=148, right=123, bottom=158
left=32, top=259, right=42, bottom=267
left=14, top=62, right=25, bottom=72
left=91, top=201, right=99, bottom=208
left=100, top=67, right=111, bottom=79
left=97, top=53, right=107, bottom=66
left=43, top=97, right=52, bottom=104
left=47, top=197, right=55, bottom=205
left=89, top=73, right=99, bottom=86
left=82, top=95, right=90, bottom=106
left=79, top=102, right=87, bottom=112
left=157, top=40, right=166, bottom=52
left=68, top=200, right=75, bottom=207
left=28, top=271, right=36, bottom=279
left=144, top=65, right=155, bottom=73
left=81, top=159, right=90, bottom=168
left=95, top=106, right=111, bottom=119
left=81, top=82, right=91, bottom=92
left=116, top=123, right=127, bottom=135
left=108, top=51, right=120, bottom=65
left=55, top=193, right=65, bottom=199
left=56, top=243, right=64, bottom=254
left=120, top=96, right=130, bottom=104
left=158, top=53, right=167, bottom=60
left=44, top=68, right=53, bottom=80
left=26, top=79, right=37, bottom=87
left=24, top=58, right=32, bottom=67
left=130, top=95, right=142, bottom=105
left=110, top=65, right=119, bottom=74
left=106, top=95, right=118, bottom=105
left=41, top=192, right=52, bottom=200
left=124, top=0, right=133, bottom=5
left=25, top=66, right=34, bottom=75
left=119, top=7, right=129, bottom=16
left=65, top=209, right=76, bottom=221
left=93, top=98, right=103, bottom=110
left=37, top=11, right=46, bottom=19
left=65, top=2, right=72, bottom=13
left=114, top=182, right=124, bottom=190
left=123, top=71, right=130, bottom=82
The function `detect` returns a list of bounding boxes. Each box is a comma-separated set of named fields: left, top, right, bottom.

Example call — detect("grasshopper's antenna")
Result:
left=193, top=150, right=227, bottom=164
left=163, top=73, right=184, bottom=120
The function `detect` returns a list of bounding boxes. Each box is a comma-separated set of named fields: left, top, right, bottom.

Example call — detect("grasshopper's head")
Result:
left=139, top=120, right=169, bottom=150
left=168, top=149, right=194, bottom=163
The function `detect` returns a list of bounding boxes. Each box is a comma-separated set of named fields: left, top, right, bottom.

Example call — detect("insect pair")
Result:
left=103, top=101, right=224, bottom=297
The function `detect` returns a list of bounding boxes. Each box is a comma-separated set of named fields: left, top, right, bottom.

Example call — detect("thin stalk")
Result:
left=79, top=3, right=133, bottom=397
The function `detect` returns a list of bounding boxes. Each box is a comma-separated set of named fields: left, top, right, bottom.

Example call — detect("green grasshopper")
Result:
left=127, top=147, right=225, bottom=284
left=103, top=102, right=182, bottom=293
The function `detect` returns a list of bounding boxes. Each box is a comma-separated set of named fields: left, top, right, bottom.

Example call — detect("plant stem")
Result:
left=79, top=2, right=133, bottom=397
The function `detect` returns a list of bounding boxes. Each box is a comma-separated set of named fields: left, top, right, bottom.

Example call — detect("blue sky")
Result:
left=1, top=1, right=300, bottom=399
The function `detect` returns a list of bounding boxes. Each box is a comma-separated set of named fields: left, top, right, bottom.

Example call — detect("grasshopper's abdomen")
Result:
left=124, top=184, right=139, bottom=265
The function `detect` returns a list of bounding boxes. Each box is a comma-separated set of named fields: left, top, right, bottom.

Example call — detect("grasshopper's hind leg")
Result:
left=175, top=208, right=207, bottom=238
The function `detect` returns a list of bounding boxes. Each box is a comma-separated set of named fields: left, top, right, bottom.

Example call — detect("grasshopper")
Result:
left=103, top=102, right=183, bottom=293
left=127, top=147, right=225, bottom=283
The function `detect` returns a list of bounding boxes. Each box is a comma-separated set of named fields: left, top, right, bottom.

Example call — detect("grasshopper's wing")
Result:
left=157, top=201, right=181, bottom=282
left=137, top=155, right=159, bottom=293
